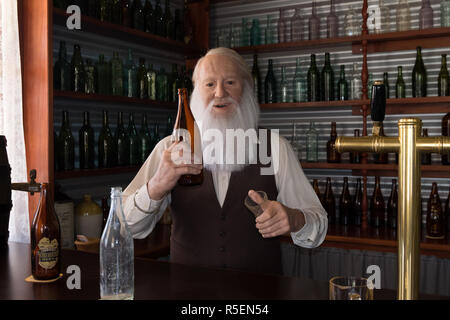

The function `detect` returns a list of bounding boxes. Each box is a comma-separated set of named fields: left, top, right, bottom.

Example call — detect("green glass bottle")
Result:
left=157, top=67, right=168, bottom=101
left=438, top=54, right=450, bottom=96
left=137, top=58, right=148, bottom=99
left=111, top=51, right=123, bottom=96
left=292, top=57, right=306, bottom=102
left=307, top=54, right=320, bottom=102
left=139, top=114, right=152, bottom=164
left=123, top=49, right=138, bottom=98
left=144, top=0, right=155, bottom=33
left=84, top=59, right=96, bottom=94
left=171, top=64, right=181, bottom=103
left=79, top=111, right=95, bottom=169
left=115, top=111, right=129, bottom=167
left=147, top=63, right=157, bottom=100
left=337, top=65, right=348, bottom=101
left=395, top=66, right=406, bottom=98
left=71, top=44, right=85, bottom=92
left=164, top=0, right=174, bottom=39
left=279, top=65, right=289, bottom=103
left=111, top=0, right=123, bottom=24
left=132, top=0, right=145, bottom=31
left=127, top=113, right=140, bottom=166
left=154, top=0, right=164, bottom=36
left=96, top=54, right=111, bottom=95
left=321, top=52, right=335, bottom=101
left=412, top=46, right=427, bottom=97
left=100, top=0, right=112, bottom=22
left=383, top=72, right=390, bottom=99
left=54, top=41, right=71, bottom=91
left=58, top=110, right=75, bottom=171
left=264, top=59, right=277, bottom=104
left=98, top=110, right=114, bottom=168
left=252, top=54, right=262, bottom=103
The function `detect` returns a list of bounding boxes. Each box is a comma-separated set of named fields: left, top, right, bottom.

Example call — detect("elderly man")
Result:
left=123, top=47, right=327, bottom=275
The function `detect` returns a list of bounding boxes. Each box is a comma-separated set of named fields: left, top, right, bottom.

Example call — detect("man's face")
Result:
left=196, top=54, right=244, bottom=117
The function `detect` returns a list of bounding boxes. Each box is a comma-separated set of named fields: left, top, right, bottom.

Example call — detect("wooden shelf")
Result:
left=54, top=90, right=177, bottom=109
left=55, top=166, right=140, bottom=180
left=53, top=8, right=202, bottom=57
left=260, top=99, right=367, bottom=109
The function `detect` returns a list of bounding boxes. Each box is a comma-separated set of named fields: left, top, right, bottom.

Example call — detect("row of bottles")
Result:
left=313, top=176, right=450, bottom=239
left=54, top=0, right=184, bottom=43
left=54, top=42, right=193, bottom=101
left=55, top=110, right=173, bottom=171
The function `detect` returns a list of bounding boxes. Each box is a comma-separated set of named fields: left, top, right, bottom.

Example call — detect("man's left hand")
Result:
left=248, top=190, right=306, bottom=238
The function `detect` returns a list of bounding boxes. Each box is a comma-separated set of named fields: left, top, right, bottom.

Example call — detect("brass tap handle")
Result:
left=11, top=169, right=41, bottom=195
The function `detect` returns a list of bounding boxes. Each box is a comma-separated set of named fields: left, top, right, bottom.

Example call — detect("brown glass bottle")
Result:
left=173, top=88, right=203, bottom=186
left=387, top=179, right=398, bottom=229
left=370, top=176, right=385, bottom=228
left=31, top=183, right=61, bottom=280
left=339, top=177, right=352, bottom=225
left=326, top=122, right=341, bottom=163
left=324, top=177, right=336, bottom=224
left=373, top=123, right=388, bottom=164
left=352, top=178, right=362, bottom=226
left=421, top=128, right=432, bottom=165
left=426, top=182, right=445, bottom=239
left=442, top=112, right=450, bottom=165
left=312, top=179, right=323, bottom=205
left=349, top=129, right=361, bottom=164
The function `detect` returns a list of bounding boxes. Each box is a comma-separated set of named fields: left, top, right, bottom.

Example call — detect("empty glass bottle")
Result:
left=419, top=0, right=434, bottom=29
left=326, top=122, right=340, bottom=163
left=326, top=0, right=338, bottom=38
left=277, top=8, right=286, bottom=43
left=309, top=1, right=320, bottom=40
left=156, top=67, right=168, bottom=102
left=71, top=44, right=85, bottom=92
left=123, top=49, right=138, bottom=98
left=279, top=66, right=289, bottom=103
left=344, top=6, right=359, bottom=36
left=115, top=112, right=129, bottom=167
left=58, top=110, right=75, bottom=171
left=383, top=72, right=390, bottom=99
left=79, top=111, right=95, bottom=169
left=307, top=54, right=320, bottom=102
left=324, top=177, right=336, bottom=224
left=306, top=122, right=318, bottom=162
left=441, top=0, right=450, bottom=27
left=252, top=54, right=262, bottom=103
left=265, top=15, right=275, bottom=44
left=350, top=62, right=362, bottom=100
left=98, top=110, right=115, bottom=168
left=378, top=0, right=390, bottom=33
left=339, top=177, right=352, bottom=225
left=370, top=176, right=385, bottom=228
left=438, top=54, right=450, bottom=96
left=84, top=59, right=96, bottom=94
left=337, top=65, right=348, bottom=101
left=396, top=0, right=411, bottom=31
left=147, top=64, right=157, bottom=100
left=250, top=19, right=261, bottom=46
left=412, top=46, right=427, bottom=97
left=426, top=182, right=445, bottom=239
left=111, top=52, right=123, bottom=96
left=144, top=0, right=155, bottom=33
left=54, top=41, right=71, bottom=91
left=291, top=7, right=304, bottom=41
left=137, top=58, right=148, bottom=99
left=264, top=59, right=277, bottom=103
left=127, top=113, right=140, bottom=166
left=139, top=114, right=152, bottom=164
left=100, top=187, right=134, bottom=300
left=387, top=179, right=398, bottom=229
left=395, top=66, right=406, bottom=98
left=321, top=52, right=335, bottom=101
left=292, top=57, right=306, bottom=102
left=96, top=54, right=111, bottom=95
left=290, top=122, right=302, bottom=160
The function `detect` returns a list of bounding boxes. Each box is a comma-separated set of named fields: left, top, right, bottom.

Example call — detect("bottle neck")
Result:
left=83, top=112, right=89, bottom=126
left=103, top=112, right=109, bottom=127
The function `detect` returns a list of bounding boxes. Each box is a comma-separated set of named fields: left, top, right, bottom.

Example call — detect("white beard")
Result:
left=190, top=82, right=260, bottom=173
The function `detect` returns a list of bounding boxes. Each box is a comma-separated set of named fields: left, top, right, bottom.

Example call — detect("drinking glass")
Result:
left=329, top=276, right=374, bottom=300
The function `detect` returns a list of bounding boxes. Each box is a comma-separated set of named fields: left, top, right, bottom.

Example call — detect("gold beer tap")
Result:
left=335, top=82, right=450, bottom=300
left=11, top=169, right=41, bottom=195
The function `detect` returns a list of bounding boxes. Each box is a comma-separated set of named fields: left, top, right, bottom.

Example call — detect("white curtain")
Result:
left=0, top=0, right=30, bottom=243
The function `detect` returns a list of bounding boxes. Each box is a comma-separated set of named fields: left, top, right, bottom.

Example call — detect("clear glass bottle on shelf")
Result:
left=441, top=0, right=450, bottom=27
left=265, top=15, right=275, bottom=44
left=291, top=7, right=304, bottom=41
left=326, top=0, right=338, bottom=38
left=308, top=0, right=320, bottom=40
left=250, top=18, right=261, bottom=46
left=378, top=0, right=390, bottom=33
left=419, top=0, right=434, bottom=29
left=344, top=6, right=359, bottom=36
left=279, top=65, right=289, bottom=103
left=396, top=0, right=411, bottom=31
left=290, top=122, right=302, bottom=160
left=293, top=57, right=306, bottom=102
left=350, top=62, right=362, bottom=100
left=306, top=121, right=318, bottom=162
left=278, top=8, right=286, bottom=43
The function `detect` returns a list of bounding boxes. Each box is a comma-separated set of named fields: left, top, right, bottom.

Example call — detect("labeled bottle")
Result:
left=96, top=54, right=111, bottom=95
left=307, top=54, right=320, bottom=102
left=349, top=129, right=361, bottom=163
left=122, top=0, right=132, bottom=27
left=373, top=123, right=388, bottom=164
left=139, top=114, right=152, bottom=164
left=441, top=0, right=450, bottom=27
left=98, top=110, right=115, bottom=168
left=426, top=182, right=445, bottom=239
left=419, top=0, right=434, bottom=29
left=326, top=0, right=338, bottom=38
left=327, top=122, right=341, bottom=163
left=132, top=0, right=145, bottom=31
left=71, top=44, right=85, bottom=92
left=144, top=0, right=155, bottom=33
left=264, top=59, right=277, bottom=104
left=321, top=53, right=335, bottom=101
left=337, top=65, right=349, bottom=101
left=438, top=54, right=450, bottom=97
left=306, top=122, right=318, bottom=162
left=146, top=64, right=157, bottom=100
left=421, top=129, right=432, bottom=165
left=137, top=58, right=148, bottom=99
left=111, top=52, right=123, bottom=96
left=370, top=176, right=385, bottom=228
left=293, top=57, right=306, bottom=102
left=164, top=0, right=174, bottom=39
left=252, top=54, right=262, bottom=103
left=324, top=177, right=336, bottom=224
left=115, top=112, right=129, bottom=167
left=154, top=0, right=164, bottom=37
left=339, top=177, right=352, bottom=225
left=352, top=178, right=363, bottom=226
left=127, top=113, right=140, bottom=167
left=54, top=41, right=71, bottom=91
left=395, top=66, right=406, bottom=98
left=79, top=111, right=95, bottom=169
left=412, top=46, right=427, bottom=97
left=309, top=0, right=320, bottom=40
left=442, top=112, right=450, bottom=165
left=280, top=65, right=289, bottom=103
left=383, top=72, right=390, bottom=99
left=396, top=0, right=411, bottom=31
left=350, top=62, right=362, bottom=100
left=291, top=7, right=304, bottom=41
left=31, top=183, right=61, bottom=280
left=387, top=179, right=398, bottom=229
left=100, top=187, right=134, bottom=300
left=58, top=111, right=75, bottom=171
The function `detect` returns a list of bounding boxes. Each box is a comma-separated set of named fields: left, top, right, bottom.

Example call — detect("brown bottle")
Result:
left=312, top=179, right=323, bottom=205
left=326, top=122, right=341, bottom=163
left=426, top=182, right=445, bottom=239
left=349, top=129, right=361, bottom=164
left=173, top=88, right=203, bottom=186
left=373, top=123, right=388, bottom=164
left=387, top=179, right=398, bottom=229
left=370, top=176, right=385, bottom=228
left=324, top=177, right=336, bottom=224
left=442, top=113, right=450, bottom=165
left=31, top=183, right=61, bottom=280
left=421, top=128, right=432, bottom=165
left=352, top=178, right=362, bottom=226
left=101, top=196, right=109, bottom=231
left=339, top=177, right=352, bottom=225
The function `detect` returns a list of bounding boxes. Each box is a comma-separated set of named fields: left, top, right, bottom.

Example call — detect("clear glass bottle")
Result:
left=306, top=121, right=318, bottom=162
left=419, top=0, right=434, bottom=29
left=291, top=7, right=304, bottom=41
left=309, top=0, right=320, bottom=40
left=396, top=0, right=411, bottom=31
left=350, top=62, right=362, bottom=100
left=441, top=0, right=450, bottom=27
left=100, top=187, right=134, bottom=300
left=378, top=0, right=390, bottom=33
left=279, top=65, right=289, bottom=103
left=326, top=0, right=338, bottom=38
left=344, top=6, right=359, bottom=36
left=123, top=49, right=138, bottom=98
left=290, top=122, right=302, bottom=160
left=265, top=15, right=275, bottom=44
left=278, top=8, right=286, bottom=43
left=292, top=57, right=306, bottom=102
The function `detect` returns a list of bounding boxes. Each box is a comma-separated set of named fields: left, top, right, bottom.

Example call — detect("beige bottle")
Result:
left=75, top=195, right=103, bottom=239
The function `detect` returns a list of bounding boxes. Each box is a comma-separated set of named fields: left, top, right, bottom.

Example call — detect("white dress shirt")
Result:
left=123, top=131, right=328, bottom=248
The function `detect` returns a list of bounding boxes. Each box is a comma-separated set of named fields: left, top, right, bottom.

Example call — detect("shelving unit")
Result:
left=55, top=166, right=140, bottom=180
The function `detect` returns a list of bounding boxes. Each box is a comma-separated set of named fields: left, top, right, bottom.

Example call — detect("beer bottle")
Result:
left=173, top=88, right=203, bottom=186
left=307, top=54, right=320, bottom=102
left=58, top=110, right=75, bottom=171
left=373, top=123, right=388, bottom=164
left=438, top=54, right=449, bottom=96
left=421, top=129, right=432, bottom=165
left=326, top=122, right=341, bottom=163
left=395, top=66, right=406, bottom=98
left=349, top=129, right=361, bottom=163
left=442, top=112, right=450, bottom=165
left=387, top=179, right=398, bottom=229
left=115, top=111, right=129, bottom=167
left=31, top=183, right=61, bottom=280
left=127, top=113, right=140, bottom=166
left=264, top=59, right=277, bottom=104
left=79, top=111, right=95, bottom=169
left=139, top=114, right=152, bottom=164
left=337, top=65, right=348, bottom=101
left=370, top=176, right=385, bottom=228
left=426, top=182, right=445, bottom=239
left=339, top=177, right=352, bottom=225
left=98, top=110, right=114, bottom=168
left=321, top=52, right=335, bottom=102
left=412, top=46, right=427, bottom=97
left=324, top=177, right=336, bottom=224
left=352, top=178, right=362, bottom=226
left=252, top=54, right=261, bottom=103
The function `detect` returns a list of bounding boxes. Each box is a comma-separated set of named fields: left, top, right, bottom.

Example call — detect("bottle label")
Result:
left=37, top=237, right=59, bottom=269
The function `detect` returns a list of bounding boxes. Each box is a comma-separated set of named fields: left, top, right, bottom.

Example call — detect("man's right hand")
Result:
left=147, top=141, right=203, bottom=200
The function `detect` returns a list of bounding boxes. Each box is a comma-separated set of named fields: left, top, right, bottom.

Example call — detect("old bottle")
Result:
left=252, top=54, right=262, bottom=103
left=127, top=113, right=140, bottom=166
left=387, top=179, right=398, bottom=229
left=277, top=8, right=286, bottom=43
left=100, top=0, right=112, bottom=22
left=374, top=123, right=388, bottom=164
left=321, top=53, right=335, bottom=101
left=309, top=0, right=320, bottom=40
left=291, top=7, right=304, bottom=41
left=54, top=41, right=71, bottom=91
left=326, top=0, right=338, bottom=38
left=324, top=177, right=336, bottom=224
left=370, top=176, right=385, bottom=228
left=306, top=121, right=318, bottom=162
left=173, top=88, right=203, bottom=186
left=279, top=65, right=289, bottom=103
left=58, top=111, right=75, bottom=171
left=352, top=178, right=362, bottom=226
left=157, top=67, right=168, bottom=102
left=419, top=0, right=434, bottom=29
left=289, top=122, right=301, bottom=160
left=327, top=122, right=340, bottom=163
left=383, top=72, right=390, bottom=99
left=350, top=62, right=362, bottom=100
left=122, top=0, right=132, bottom=27
left=147, top=64, right=157, bottom=100
left=139, top=114, right=152, bottom=164
left=395, top=66, right=406, bottom=98
left=96, top=54, right=111, bottom=95
left=293, top=57, right=306, bottom=102
left=426, top=182, right=445, bottom=239
left=71, top=44, right=85, bottom=92
left=421, top=129, right=432, bottom=165
left=171, top=64, right=181, bottom=103
left=396, top=0, right=411, bottom=31
left=344, top=5, right=359, bottom=36
left=442, top=112, right=450, bottom=165
left=250, top=18, right=261, bottom=46
left=264, top=59, right=277, bottom=104
left=313, top=179, right=323, bottom=205
left=115, top=112, right=129, bottom=167
left=144, top=0, right=155, bottom=33
left=132, top=0, right=145, bottom=31
left=154, top=0, right=164, bottom=36
left=137, top=58, right=148, bottom=99
left=438, top=54, right=450, bottom=96
left=111, top=52, right=123, bottom=96
left=31, top=183, right=61, bottom=280
left=100, top=187, right=134, bottom=300
left=79, top=111, right=95, bottom=169
left=337, top=65, right=348, bottom=101
left=378, top=0, right=391, bottom=33
left=441, top=0, right=450, bottom=27
left=339, top=177, right=352, bottom=225
left=84, top=59, right=96, bottom=94
left=98, top=110, right=114, bottom=168
left=123, top=49, right=138, bottom=98
left=349, top=129, right=361, bottom=163
left=307, top=54, right=320, bottom=102
left=164, top=0, right=174, bottom=39
left=412, top=46, right=427, bottom=97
